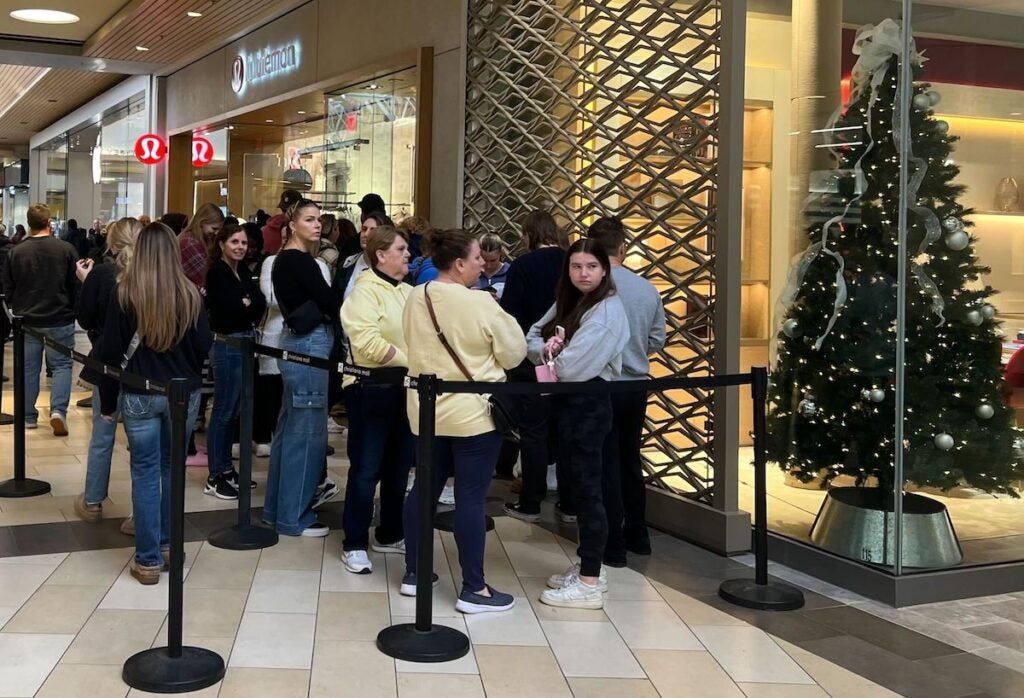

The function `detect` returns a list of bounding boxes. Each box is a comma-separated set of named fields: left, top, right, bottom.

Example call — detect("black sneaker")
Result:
left=554, top=502, right=577, bottom=524
left=225, top=469, right=256, bottom=490
left=456, top=584, right=515, bottom=614
left=503, top=502, right=541, bottom=523
left=204, top=474, right=238, bottom=500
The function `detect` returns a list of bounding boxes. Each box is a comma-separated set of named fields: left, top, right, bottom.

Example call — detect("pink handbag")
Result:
left=535, top=350, right=558, bottom=383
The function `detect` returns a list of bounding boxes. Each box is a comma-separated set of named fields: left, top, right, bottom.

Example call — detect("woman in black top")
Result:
left=204, top=224, right=267, bottom=499
left=263, top=198, right=341, bottom=537
left=98, top=223, right=213, bottom=584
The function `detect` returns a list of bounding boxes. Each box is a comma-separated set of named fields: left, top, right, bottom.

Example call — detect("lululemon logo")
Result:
left=133, top=133, right=167, bottom=166
left=231, top=54, right=245, bottom=94
left=192, top=136, right=214, bottom=168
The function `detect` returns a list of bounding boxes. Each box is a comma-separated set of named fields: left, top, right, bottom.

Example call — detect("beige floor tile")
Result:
left=4, top=584, right=106, bottom=634
left=501, top=540, right=572, bottom=577
left=246, top=569, right=321, bottom=614
left=230, top=612, right=316, bottom=669
left=690, top=626, right=813, bottom=684
left=567, top=677, right=661, bottom=697
left=98, top=564, right=193, bottom=611
left=46, top=548, right=131, bottom=586
left=540, top=620, right=645, bottom=679
left=0, top=605, right=17, bottom=628
left=220, top=667, right=310, bottom=698
left=128, top=682, right=220, bottom=697
left=0, top=509, right=66, bottom=525
left=0, top=633, right=76, bottom=697
left=35, top=663, right=129, bottom=698
left=258, top=536, right=326, bottom=571
left=772, top=638, right=901, bottom=698
left=317, top=591, right=391, bottom=642
left=737, top=684, right=829, bottom=697
left=310, top=640, right=396, bottom=697
left=176, top=588, right=247, bottom=638
left=603, top=566, right=663, bottom=601
left=519, top=577, right=609, bottom=623
left=185, top=546, right=259, bottom=590
left=0, top=562, right=58, bottom=607
left=0, top=552, right=67, bottom=566
left=651, top=581, right=747, bottom=626
left=464, top=597, right=546, bottom=646
left=61, top=609, right=167, bottom=665
left=636, top=649, right=744, bottom=698
left=475, top=645, right=571, bottom=697
left=398, top=673, right=484, bottom=697
left=604, top=600, right=703, bottom=650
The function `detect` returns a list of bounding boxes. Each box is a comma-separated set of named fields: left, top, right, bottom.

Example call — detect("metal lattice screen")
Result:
left=463, top=0, right=721, bottom=501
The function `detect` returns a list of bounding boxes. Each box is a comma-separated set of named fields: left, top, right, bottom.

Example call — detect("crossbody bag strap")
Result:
left=121, top=331, right=141, bottom=370
left=424, top=282, right=475, bottom=382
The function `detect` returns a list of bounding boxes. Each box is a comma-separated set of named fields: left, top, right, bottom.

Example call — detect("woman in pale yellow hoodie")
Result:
left=339, top=225, right=413, bottom=575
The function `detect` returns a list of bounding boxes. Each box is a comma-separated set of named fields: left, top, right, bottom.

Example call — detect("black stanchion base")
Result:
left=0, top=412, right=13, bottom=425
left=376, top=623, right=471, bottom=663
left=207, top=523, right=279, bottom=551
left=433, top=510, right=495, bottom=533
left=0, top=477, right=51, bottom=498
left=718, top=578, right=805, bottom=611
left=122, top=646, right=225, bottom=693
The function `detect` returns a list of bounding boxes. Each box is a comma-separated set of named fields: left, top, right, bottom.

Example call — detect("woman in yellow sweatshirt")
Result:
left=339, top=225, right=413, bottom=575
left=402, top=228, right=527, bottom=614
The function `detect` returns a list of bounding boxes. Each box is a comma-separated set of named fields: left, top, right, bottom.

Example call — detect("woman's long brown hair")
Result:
left=541, top=238, right=614, bottom=343
left=179, top=202, right=224, bottom=246
left=118, top=222, right=203, bottom=353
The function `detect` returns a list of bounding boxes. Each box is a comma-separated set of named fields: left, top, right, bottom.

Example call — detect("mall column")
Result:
left=122, top=379, right=225, bottom=692
left=0, top=316, right=51, bottom=498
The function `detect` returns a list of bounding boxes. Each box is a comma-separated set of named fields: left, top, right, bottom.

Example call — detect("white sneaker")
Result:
left=254, top=443, right=271, bottom=458
left=547, top=463, right=558, bottom=491
left=327, top=419, right=346, bottom=434
left=230, top=443, right=240, bottom=460
left=540, top=577, right=604, bottom=609
left=547, top=563, right=608, bottom=593
left=49, top=411, right=68, bottom=436
left=438, top=484, right=455, bottom=506
left=371, top=539, right=405, bottom=554
left=342, top=549, right=372, bottom=574
left=300, top=522, right=330, bottom=537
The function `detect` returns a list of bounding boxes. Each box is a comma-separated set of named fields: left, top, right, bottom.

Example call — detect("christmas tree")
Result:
left=767, top=20, right=1021, bottom=497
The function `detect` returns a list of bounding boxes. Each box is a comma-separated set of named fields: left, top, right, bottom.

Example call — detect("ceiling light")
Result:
left=135, top=45, right=149, bottom=52
left=297, top=110, right=306, bottom=114
left=265, top=119, right=274, bottom=123
left=186, top=11, right=202, bottom=18
left=368, top=83, right=379, bottom=90
left=9, top=9, right=80, bottom=24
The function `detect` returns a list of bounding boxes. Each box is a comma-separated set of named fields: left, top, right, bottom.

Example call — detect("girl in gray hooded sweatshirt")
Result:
left=526, top=238, right=628, bottom=610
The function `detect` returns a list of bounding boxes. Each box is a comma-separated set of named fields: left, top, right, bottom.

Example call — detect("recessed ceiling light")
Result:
left=265, top=119, right=274, bottom=123
left=186, top=11, right=202, bottom=18
left=297, top=110, right=306, bottom=115
left=368, top=83, right=379, bottom=90
left=9, top=9, right=79, bottom=24
left=135, top=45, right=149, bottom=52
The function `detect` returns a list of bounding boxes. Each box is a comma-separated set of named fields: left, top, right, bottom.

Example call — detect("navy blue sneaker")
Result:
left=400, top=571, right=439, bottom=596
left=455, top=585, right=515, bottom=614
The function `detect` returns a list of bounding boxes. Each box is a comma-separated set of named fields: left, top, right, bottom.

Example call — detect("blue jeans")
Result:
left=122, top=390, right=200, bottom=567
left=263, top=324, right=332, bottom=536
left=404, top=431, right=501, bottom=592
left=23, top=323, right=75, bottom=424
left=84, top=385, right=122, bottom=506
left=207, top=332, right=252, bottom=477
left=342, top=384, right=414, bottom=551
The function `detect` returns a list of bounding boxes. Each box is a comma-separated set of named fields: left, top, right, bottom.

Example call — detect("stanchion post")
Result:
left=122, top=378, right=225, bottom=692
left=208, top=336, right=278, bottom=550
left=0, top=295, right=13, bottom=424
left=377, top=373, right=470, bottom=662
left=0, top=316, right=51, bottom=498
left=718, top=367, right=804, bottom=611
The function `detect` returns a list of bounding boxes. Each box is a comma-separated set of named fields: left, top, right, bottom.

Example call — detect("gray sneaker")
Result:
left=456, top=585, right=515, bottom=614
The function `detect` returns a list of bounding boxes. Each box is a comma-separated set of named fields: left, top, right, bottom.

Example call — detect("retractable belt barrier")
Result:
left=0, top=301, right=225, bottom=693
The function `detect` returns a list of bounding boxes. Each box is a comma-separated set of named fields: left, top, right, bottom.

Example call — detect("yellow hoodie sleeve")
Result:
left=487, top=307, right=528, bottom=370
left=340, top=284, right=402, bottom=367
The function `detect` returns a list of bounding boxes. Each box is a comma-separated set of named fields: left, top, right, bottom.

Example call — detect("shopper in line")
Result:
left=402, top=228, right=526, bottom=614
left=2, top=203, right=78, bottom=436
left=74, top=217, right=143, bottom=522
left=204, top=224, right=267, bottom=500
left=336, top=217, right=360, bottom=260
left=178, top=203, right=224, bottom=288
left=98, top=223, right=212, bottom=584
left=588, top=217, right=666, bottom=562
left=261, top=189, right=302, bottom=256
left=474, top=232, right=511, bottom=298
left=531, top=238, right=628, bottom=609
left=500, top=210, right=569, bottom=499
left=160, top=212, right=188, bottom=235
left=317, top=213, right=342, bottom=280
left=339, top=225, right=414, bottom=574
left=263, top=198, right=339, bottom=537
left=337, top=210, right=393, bottom=301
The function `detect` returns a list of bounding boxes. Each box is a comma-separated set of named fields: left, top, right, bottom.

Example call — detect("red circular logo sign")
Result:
left=133, top=133, right=166, bottom=165
left=192, top=136, right=214, bottom=168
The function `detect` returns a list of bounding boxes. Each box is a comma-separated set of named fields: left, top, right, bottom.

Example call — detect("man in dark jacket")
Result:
left=2, top=203, right=78, bottom=435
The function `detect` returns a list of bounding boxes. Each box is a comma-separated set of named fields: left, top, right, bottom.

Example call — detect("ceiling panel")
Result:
left=0, top=0, right=125, bottom=41
left=0, top=69, right=124, bottom=145
left=920, top=0, right=1024, bottom=17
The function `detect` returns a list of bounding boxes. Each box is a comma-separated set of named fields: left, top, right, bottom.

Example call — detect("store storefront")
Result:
left=28, top=75, right=155, bottom=229
left=162, top=0, right=455, bottom=228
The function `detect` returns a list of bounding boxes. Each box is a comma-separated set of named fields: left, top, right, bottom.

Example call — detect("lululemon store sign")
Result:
left=134, top=133, right=167, bottom=166
left=231, top=42, right=300, bottom=96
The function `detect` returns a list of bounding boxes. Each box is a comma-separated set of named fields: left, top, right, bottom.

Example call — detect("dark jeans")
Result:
left=404, top=431, right=502, bottom=592
left=506, top=362, right=556, bottom=512
left=602, top=390, right=650, bottom=560
left=208, top=333, right=251, bottom=477
left=254, top=373, right=283, bottom=444
left=554, top=391, right=612, bottom=578
left=342, top=384, right=414, bottom=551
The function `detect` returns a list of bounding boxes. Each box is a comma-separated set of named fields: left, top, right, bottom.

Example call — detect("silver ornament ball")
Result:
left=976, top=404, right=995, bottom=420
left=1013, top=436, right=1024, bottom=460
left=935, top=120, right=950, bottom=135
left=943, top=216, right=964, bottom=232
left=913, top=92, right=932, bottom=110
left=869, top=388, right=885, bottom=402
left=981, top=304, right=996, bottom=320
left=928, top=90, right=941, bottom=106
left=945, top=231, right=969, bottom=251
left=965, top=310, right=983, bottom=326
left=798, top=397, right=818, bottom=418
left=934, top=433, right=955, bottom=451
left=782, top=318, right=802, bottom=339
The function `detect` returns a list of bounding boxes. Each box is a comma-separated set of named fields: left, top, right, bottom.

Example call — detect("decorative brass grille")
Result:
left=463, top=0, right=722, bottom=502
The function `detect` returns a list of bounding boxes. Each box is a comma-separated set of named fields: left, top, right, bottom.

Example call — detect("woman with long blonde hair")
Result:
left=98, top=222, right=213, bottom=584
left=179, top=202, right=224, bottom=288
left=73, top=217, right=143, bottom=524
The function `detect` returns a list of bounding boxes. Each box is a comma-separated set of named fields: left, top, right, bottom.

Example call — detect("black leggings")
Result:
left=554, top=390, right=612, bottom=578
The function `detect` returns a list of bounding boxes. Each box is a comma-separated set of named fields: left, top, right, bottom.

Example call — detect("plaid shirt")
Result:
left=179, top=236, right=208, bottom=288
